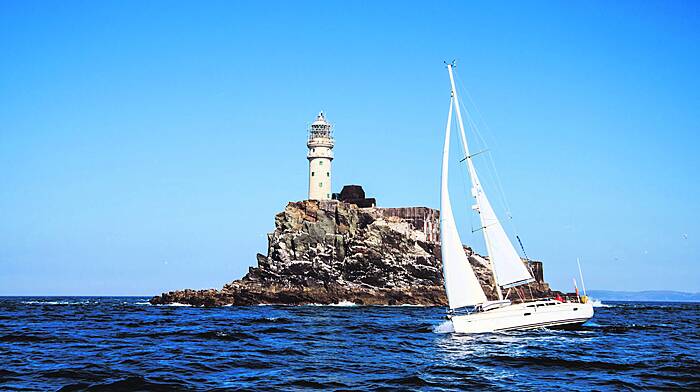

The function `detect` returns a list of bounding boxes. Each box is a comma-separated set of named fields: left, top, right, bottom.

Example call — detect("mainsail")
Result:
left=446, top=64, right=534, bottom=290
left=440, top=95, right=488, bottom=309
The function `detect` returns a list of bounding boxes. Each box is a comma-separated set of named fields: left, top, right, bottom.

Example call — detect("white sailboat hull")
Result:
left=450, top=300, right=594, bottom=333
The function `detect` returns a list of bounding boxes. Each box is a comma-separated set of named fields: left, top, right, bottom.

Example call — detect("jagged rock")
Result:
left=150, top=200, right=556, bottom=306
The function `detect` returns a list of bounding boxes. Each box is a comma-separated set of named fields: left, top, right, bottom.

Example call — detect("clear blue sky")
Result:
left=1, top=1, right=698, bottom=295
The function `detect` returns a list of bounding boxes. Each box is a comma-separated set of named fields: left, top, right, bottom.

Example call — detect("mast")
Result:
left=440, top=93, right=488, bottom=309
left=447, top=63, right=504, bottom=300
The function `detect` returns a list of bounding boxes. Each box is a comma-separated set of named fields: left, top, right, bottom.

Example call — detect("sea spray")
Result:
left=589, top=298, right=611, bottom=308
left=433, top=320, right=455, bottom=334
left=307, top=301, right=358, bottom=307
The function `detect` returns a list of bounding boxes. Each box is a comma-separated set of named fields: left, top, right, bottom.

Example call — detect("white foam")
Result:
left=589, top=298, right=611, bottom=308
left=133, top=301, right=151, bottom=306
left=331, top=300, right=357, bottom=307
left=22, top=300, right=94, bottom=305
left=158, top=302, right=193, bottom=307
left=306, top=300, right=358, bottom=307
left=433, top=320, right=455, bottom=334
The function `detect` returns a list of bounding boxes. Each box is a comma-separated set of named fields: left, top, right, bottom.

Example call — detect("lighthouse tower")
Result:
left=307, top=112, right=334, bottom=200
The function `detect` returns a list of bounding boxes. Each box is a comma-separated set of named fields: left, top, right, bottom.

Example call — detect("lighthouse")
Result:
left=307, top=112, right=334, bottom=200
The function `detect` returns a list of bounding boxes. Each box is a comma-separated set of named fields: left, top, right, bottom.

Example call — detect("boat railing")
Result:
left=522, top=296, right=583, bottom=304
left=448, top=305, right=478, bottom=316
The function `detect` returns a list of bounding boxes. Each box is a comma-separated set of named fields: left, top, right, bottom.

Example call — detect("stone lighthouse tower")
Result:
left=307, top=112, right=334, bottom=200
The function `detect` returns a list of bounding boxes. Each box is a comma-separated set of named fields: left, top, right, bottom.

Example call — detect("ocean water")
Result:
left=0, top=298, right=698, bottom=391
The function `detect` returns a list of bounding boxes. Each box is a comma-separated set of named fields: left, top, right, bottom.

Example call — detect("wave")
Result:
left=331, top=300, right=357, bottom=306
left=0, top=333, right=52, bottom=343
left=488, top=354, right=638, bottom=371
left=258, top=327, right=296, bottom=333
left=586, top=323, right=668, bottom=333
left=57, top=375, right=187, bottom=391
left=284, top=379, right=349, bottom=389
left=21, top=300, right=96, bottom=305
left=194, top=330, right=258, bottom=341
left=433, top=320, right=455, bottom=334
left=589, top=298, right=611, bottom=308
left=369, top=375, right=436, bottom=387
left=257, top=347, right=307, bottom=356
left=156, top=302, right=193, bottom=307
left=306, top=300, right=358, bottom=307
left=244, top=317, right=294, bottom=325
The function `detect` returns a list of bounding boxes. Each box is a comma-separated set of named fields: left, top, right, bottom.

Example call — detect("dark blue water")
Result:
left=0, top=298, right=698, bottom=391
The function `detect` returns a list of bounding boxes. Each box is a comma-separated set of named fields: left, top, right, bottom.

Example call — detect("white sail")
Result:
left=440, top=96, right=488, bottom=309
left=447, top=64, right=533, bottom=290
left=470, top=169, right=534, bottom=287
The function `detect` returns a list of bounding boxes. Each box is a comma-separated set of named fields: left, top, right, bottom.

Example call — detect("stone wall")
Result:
left=378, top=207, right=440, bottom=242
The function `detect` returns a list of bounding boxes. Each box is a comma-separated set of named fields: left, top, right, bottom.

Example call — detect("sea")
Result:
left=0, top=297, right=698, bottom=391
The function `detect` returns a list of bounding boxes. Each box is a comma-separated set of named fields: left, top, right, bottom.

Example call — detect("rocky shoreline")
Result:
left=150, top=200, right=556, bottom=306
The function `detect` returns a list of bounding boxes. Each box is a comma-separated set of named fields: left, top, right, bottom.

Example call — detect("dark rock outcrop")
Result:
left=150, top=200, right=555, bottom=306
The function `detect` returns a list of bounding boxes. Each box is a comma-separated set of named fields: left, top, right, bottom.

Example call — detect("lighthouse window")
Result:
left=326, top=172, right=329, bottom=177
left=312, top=148, right=315, bottom=152
left=319, top=182, right=323, bottom=188
left=311, top=172, right=315, bottom=176
left=319, top=161, right=323, bottom=166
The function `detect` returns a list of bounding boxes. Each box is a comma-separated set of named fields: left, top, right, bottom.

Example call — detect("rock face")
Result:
left=150, top=200, right=555, bottom=306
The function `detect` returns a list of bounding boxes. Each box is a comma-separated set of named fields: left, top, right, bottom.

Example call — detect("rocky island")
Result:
left=151, top=113, right=560, bottom=307
left=150, top=190, right=557, bottom=307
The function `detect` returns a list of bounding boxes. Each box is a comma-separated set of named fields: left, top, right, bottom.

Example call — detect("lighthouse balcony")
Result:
left=307, top=137, right=334, bottom=148
left=307, top=150, right=334, bottom=159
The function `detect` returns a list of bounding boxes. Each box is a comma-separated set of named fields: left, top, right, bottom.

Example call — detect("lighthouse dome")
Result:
left=311, top=112, right=330, bottom=127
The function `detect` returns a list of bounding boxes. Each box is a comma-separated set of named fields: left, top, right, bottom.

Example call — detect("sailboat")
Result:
left=440, top=62, right=593, bottom=333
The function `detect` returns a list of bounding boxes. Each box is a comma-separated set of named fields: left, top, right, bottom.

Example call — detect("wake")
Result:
left=433, top=320, right=455, bottom=333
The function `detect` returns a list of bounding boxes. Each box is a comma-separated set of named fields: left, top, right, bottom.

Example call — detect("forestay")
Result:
left=446, top=64, right=534, bottom=289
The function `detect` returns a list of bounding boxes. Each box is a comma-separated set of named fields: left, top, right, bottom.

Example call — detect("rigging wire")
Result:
left=453, top=68, right=532, bottom=260
left=455, top=74, right=509, bottom=196
left=455, top=72, right=513, bottom=222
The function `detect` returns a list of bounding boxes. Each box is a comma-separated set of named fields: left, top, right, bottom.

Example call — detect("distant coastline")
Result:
left=589, top=290, right=700, bottom=302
